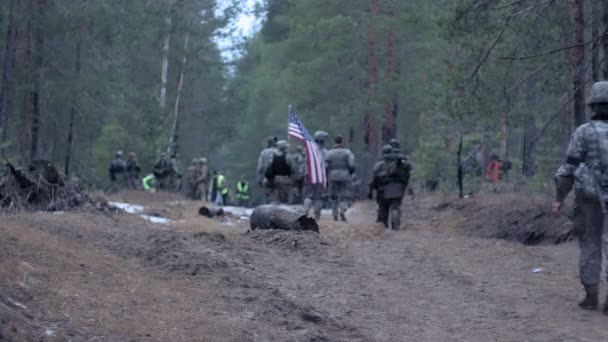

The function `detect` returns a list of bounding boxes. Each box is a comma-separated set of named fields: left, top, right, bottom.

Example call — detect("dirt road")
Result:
left=1, top=192, right=606, bottom=341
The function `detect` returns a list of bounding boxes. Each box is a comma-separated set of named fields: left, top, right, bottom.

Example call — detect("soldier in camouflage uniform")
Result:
left=257, top=136, right=277, bottom=203
left=554, top=81, right=608, bottom=314
left=186, top=158, right=201, bottom=199
left=303, top=131, right=329, bottom=220
left=369, top=144, right=412, bottom=230
left=265, top=140, right=296, bottom=204
left=291, top=145, right=307, bottom=204
left=326, top=135, right=356, bottom=221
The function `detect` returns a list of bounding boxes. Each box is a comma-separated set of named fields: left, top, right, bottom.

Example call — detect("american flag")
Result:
left=288, top=111, right=327, bottom=185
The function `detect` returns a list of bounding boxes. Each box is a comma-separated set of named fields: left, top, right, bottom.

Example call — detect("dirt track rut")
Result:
left=1, top=194, right=607, bottom=341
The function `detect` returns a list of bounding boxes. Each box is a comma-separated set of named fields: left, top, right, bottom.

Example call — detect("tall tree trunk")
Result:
left=65, top=25, right=85, bottom=176
left=20, top=0, right=34, bottom=164
left=499, top=111, right=508, bottom=160
left=381, top=0, right=397, bottom=144
left=522, top=78, right=538, bottom=177
left=591, top=0, right=601, bottom=82
left=159, top=10, right=173, bottom=111
left=603, top=0, right=608, bottom=80
left=30, top=0, right=46, bottom=160
left=364, top=0, right=378, bottom=153
left=167, top=30, right=189, bottom=156
left=570, top=0, right=586, bottom=127
left=0, top=0, right=17, bottom=146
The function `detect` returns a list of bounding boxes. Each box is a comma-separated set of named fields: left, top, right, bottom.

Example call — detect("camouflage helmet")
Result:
left=389, top=138, right=400, bottom=149
left=313, top=131, right=328, bottom=143
left=588, top=81, right=608, bottom=105
left=277, top=140, right=289, bottom=151
left=381, top=145, right=393, bottom=155
left=266, top=136, right=277, bottom=147
left=191, top=158, right=198, bottom=164
left=116, top=150, right=123, bottom=158
left=199, top=157, right=207, bottom=164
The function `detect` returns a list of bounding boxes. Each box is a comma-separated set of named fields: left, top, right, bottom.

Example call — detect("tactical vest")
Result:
left=267, top=153, right=292, bottom=178
left=236, top=182, right=250, bottom=200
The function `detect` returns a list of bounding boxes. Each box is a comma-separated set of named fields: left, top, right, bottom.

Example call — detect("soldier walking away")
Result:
left=257, top=136, right=277, bottom=203
left=109, top=151, right=127, bottom=191
left=326, top=135, right=356, bottom=221
left=290, top=145, right=306, bottom=204
left=553, top=81, right=608, bottom=315
left=265, top=140, right=296, bottom=204
left=370, top=145, right=393, bottom=223
left=369, top=144, right=412, bottom=230
left=126, top=152, right=141, bottom=190
left=236, top=176, right=251, bottom=207
left=186, top=158, right=201, bottom=199
left=197, top=158, right=209, bottom=201
left=303, top=131, right=329, bottom=220
left=169, top=153, right=183, bottom=192
left=153, top=152, right=170, bottom=191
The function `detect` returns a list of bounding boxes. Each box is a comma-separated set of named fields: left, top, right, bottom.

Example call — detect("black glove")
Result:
left=367, top=191, right=373, bottom=200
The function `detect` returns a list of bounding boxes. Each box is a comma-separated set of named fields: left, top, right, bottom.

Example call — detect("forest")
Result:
left=0, top=0, right=605, bottom=196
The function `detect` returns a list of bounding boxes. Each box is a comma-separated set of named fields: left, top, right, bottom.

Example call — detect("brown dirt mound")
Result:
left=247, top=229, right=326, bottom=250
left=142, top=231, right=237, bottom=276
left=434, top=194, right=573, bottom=245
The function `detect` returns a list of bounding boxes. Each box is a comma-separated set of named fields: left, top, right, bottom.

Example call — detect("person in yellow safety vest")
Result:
left=236, top=176, right=251, bottom=207
left=142, top=174, right=156, bottom=193
left=215, top=171, right=229, bottom=206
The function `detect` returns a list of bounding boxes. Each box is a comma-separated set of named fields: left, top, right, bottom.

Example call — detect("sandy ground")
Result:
left=1, top=191, right=607, bottom=341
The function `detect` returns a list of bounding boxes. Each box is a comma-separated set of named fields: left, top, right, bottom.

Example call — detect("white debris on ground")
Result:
left=222, top=206, right=254, bottom=217
left=140, top=215, right=172, bottom=224
left=108, top=202, right=145, bottom=214
left=108, top=201, right=173, bottom=224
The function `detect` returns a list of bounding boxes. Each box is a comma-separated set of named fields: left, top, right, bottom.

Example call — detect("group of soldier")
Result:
left=109, top=150, right=252, bottom=207
left=257, top=131, right=412, bottom=229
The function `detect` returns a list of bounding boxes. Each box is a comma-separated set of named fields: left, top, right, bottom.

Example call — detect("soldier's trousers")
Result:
left=304, top=183, right=325, bottom=220
left=574, top=200, right=608, bottom=287
left=269, top=177, right=292, bottom=204
left=378, top=197, right=403, bottom=230
left=197, top=182, right=208, bottom=201
left=330, top=181, right=350, bottom=219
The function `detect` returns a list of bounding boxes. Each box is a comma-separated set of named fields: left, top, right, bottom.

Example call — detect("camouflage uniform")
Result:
left=197, top=158, right=209, bottom=201
left=153, top=153, right=170, bottom=191
left=109, top=151, right=127, bottom=191
left=266, top=140, right=296, bottom=204
left=186, top=159, right=201, bottom=199
left=326, top=137, right=356, bottom=221
left=555, top=82, right=608, bottom=313
left=303, top=131, right=329, bottom=220
left=169, top=154, right=183, bottom=192
left=125, top=153, right=141, bottom=190
left=257, top=137, right=277, bottom=203
left=370, top=145, right=411, bottom=230
left=291, top=146, right=307, bottom=204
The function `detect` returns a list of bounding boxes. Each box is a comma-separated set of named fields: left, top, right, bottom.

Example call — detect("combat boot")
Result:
left=579, top=285, right=599, bottom=310
left=603, top=295, right=608, bottom=315
left=340, top=212, right=347, bottom=222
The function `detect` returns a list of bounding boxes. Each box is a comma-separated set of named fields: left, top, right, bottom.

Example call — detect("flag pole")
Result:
left=287, top=104, right=292, bottom=141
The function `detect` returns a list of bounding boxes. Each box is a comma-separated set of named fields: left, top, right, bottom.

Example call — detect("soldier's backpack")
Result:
left=109, top=159, right=126, bottom=181
left=266, top=153, right=292, bottom=180
left=575, top=122, right=608, bottom=207
left=380, top=156, right=411, bottom=185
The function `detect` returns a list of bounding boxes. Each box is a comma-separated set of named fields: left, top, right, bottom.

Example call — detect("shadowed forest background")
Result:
left=0, top=0, right=605, bottom=198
